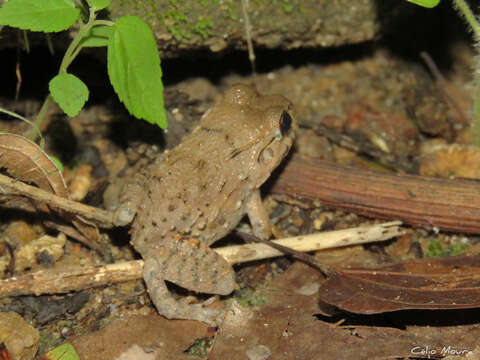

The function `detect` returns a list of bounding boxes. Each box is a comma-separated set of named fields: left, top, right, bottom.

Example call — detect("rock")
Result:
left=0, top=312, right=40, bottom=360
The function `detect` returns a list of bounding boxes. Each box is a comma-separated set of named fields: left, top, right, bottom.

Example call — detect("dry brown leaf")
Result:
left=0, top=133, right=67, bottom=197
left=318, top=254, right=480, bottom=314
left=0, top=133, right=101, bottom=247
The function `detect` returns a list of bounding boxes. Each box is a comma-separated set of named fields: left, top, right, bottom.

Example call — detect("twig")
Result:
left=0, top=173, right=114, bottom=228
left=237, top=231, right=334, bottom=276
left=420, top=51, right=468, bottom=129
left=241, top=0, right=256, bottom=78
left=0, top=221, right=404, bottom=298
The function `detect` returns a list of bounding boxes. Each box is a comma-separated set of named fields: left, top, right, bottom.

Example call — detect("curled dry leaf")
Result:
left=0, top=133, right=101, bottom=246
left=0, top=133, right=68, bottom=197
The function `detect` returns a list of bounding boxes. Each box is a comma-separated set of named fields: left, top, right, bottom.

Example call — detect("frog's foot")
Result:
left=144, top=257, right=226, bottom=326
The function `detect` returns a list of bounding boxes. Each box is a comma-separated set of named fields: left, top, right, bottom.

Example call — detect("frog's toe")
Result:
left=113, top=206, right=136, bottom=226
left=186, top=304, right=224, bottom=327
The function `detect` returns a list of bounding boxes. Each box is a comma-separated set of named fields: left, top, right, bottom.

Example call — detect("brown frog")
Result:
left=114, top=84, right=294, bottom=325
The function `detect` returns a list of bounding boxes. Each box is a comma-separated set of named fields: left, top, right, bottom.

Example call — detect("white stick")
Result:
left=219, top=221, right=404, bottom=264
left=0, top=221, right=404, bottom=297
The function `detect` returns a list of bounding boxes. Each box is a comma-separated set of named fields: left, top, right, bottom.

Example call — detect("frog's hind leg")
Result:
left=142, top=236, right=236, bottom=325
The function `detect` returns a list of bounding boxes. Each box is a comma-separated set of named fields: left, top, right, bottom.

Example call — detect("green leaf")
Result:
left=87, top=0, right=111, bottom=11
left=0, top=0, right=80, bottom=32
left=48, top=155, right=64, bottom=173
left=405, top=0, right=440, bottom=8
left=49, top=73, right=89, bottom=117
left=80, top=25, right=112, bottom=47
left=45, top=343, right=80, bottom=360
left=108, top=16, right=167, bottom=128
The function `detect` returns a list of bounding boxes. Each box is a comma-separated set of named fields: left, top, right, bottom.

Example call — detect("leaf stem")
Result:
left=26, top=7, right=100, bottom=141
left=0, top=107, right=43, bottom=145
left=453, top=0, right=480, bottom=39
left=59, top=9, right=97, bottom=73
left=26, top=94, right=53, bottom=141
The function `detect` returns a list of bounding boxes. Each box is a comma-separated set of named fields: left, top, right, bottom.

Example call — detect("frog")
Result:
left=113, top=84, right=295, bottom=325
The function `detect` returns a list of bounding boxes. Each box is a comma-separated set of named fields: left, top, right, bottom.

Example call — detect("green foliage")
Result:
left=425, top=239, right=470, bottom=258
left=0, top=0, right=167, bottom=140
left=44, top=343, right=80, bottom=360
left=49, top=73, right=89, bottom=117
left=108, top=16, right=167, bottom=128
left=0, top=0, right=80, bottom=32
left=87, top=0, right=111, bottom=11
left=184, top=337, right=214, bottom=358
left=405, top=0, right=441, bottom=7
left=48, top=154, right=64, bottom=172
left=80, top=25, right=112, bottom=47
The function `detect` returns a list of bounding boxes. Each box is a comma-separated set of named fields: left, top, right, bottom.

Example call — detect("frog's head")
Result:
left=224, top=84, right=295, bottom=185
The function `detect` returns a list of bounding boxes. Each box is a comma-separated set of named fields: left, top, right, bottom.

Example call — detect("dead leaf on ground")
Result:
left=69, top=314, right=210, bottom=360
left=0, top=133, right=101, bottom=247
left=318, top=254, right=480, bottom=314
left=211, top=262, right=479, bottom=360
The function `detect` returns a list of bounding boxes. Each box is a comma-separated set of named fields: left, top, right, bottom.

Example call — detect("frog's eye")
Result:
left=279, top=111, right=292, bottom=136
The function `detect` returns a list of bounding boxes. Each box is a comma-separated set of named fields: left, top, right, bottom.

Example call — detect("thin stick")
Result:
left=420, top=51, right=468, bottom=129
left=0, top=221, right=404, bottom=298
left=241, top=0, right=256, bottom=77
left=0, top=173, right=114, bottom=228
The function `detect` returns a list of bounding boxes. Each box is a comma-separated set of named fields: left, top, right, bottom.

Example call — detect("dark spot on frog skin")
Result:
left=152, top=220, right=157, bottom=226
left=216, top=215, right=225, bottom=225
left=168, top=204, right=175, bottom=212
left=200, top=126, right=221, bottom=133
left=195, top=159, right=206, bottom=170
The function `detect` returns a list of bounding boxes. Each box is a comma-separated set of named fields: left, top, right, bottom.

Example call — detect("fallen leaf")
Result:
left=0, top=133, right=101, bottom=246
left=38, top=343, right=80, bottom=360
left=0, top=133, right=67, bottom=196
left=319, top=254, right=480, bottom=314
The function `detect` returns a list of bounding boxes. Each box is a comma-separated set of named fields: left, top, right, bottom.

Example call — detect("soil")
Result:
left=1, top=2, right=480, bottom=360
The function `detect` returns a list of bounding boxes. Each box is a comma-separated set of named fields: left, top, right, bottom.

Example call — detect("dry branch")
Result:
left=0, top=173, right=114, bottom=228
left=0, top=221, right=404, bottom=298
left=272, top=154, right=480, bottom=234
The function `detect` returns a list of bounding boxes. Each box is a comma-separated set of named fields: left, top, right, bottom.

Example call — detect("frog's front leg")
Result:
left=111, top=171, right=149, bottom=226
left=142, top=236, right=236, bottom=325
left=246, top=190, right=272, bottom=240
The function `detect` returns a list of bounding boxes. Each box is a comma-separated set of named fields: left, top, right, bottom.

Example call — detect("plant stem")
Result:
left=26, top=94, right=53, bottom=140
left=452, top=0, right=480, bottom=145
left=59, top=10, right=97, bottom=73
left=453, top=0, right=480, bottom=38
left=25, top=9, right=99, bottom=141
left=0, top=107, right=43, bottom=144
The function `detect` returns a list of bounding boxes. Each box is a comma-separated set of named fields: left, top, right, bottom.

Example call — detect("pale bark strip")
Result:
left=0, top=221, right=403, bottom=298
